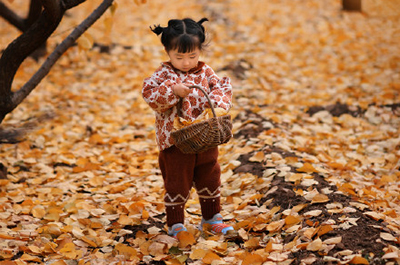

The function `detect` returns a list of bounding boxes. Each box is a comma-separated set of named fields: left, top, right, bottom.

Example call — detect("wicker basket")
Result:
left=171, top=85, right=232, bottom=154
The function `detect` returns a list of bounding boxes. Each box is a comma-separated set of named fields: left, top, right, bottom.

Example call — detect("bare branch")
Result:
left=12, top=0, right=115, bottom=106
left=0, top=1, right=64, bottom=119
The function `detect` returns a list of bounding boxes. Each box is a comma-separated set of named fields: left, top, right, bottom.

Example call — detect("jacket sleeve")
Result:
left=142, top=67, right=181, bottom=113
left=205, top=65, right=233, bottom=111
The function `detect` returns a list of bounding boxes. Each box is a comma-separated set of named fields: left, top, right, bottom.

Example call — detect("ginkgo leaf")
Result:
left=77, top=33, right=94, bottom=50
left=177, top=231, right=196, bottom=248
left=324, top=236, right=342, bottom=244
left=202, top=251, right=221, bottom=264
left=349, top=256, right=369, bottom=264
left=243, top=237, right=260, bottom=249
left=307, top=238, right=323, bottom=251
left=285, top=215, right=302, bottom=226
left=303, top=210, right=323, bottom=217
left=267, top=220, right=285, bottom=233
left=241, top=253, right=263, bottom=265
left=249, top=151, right=265, bottom=163
left=114, top=243, right=137, bottom=260
left=189, top=248, right=208, bottom=260
left=311, top=193, right=330, bottom=204
left=380, top=232, right=397, bottom=241
left=297, top=163, right=319, bottom=173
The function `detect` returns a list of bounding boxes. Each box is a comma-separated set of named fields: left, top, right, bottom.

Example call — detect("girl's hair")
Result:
left=150, top=18, right=208, bottom=53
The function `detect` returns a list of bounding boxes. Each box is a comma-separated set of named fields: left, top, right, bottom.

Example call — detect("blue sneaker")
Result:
left=168, top=223, right=187, bottom=237
left=199, top=213, right=234, bottom=234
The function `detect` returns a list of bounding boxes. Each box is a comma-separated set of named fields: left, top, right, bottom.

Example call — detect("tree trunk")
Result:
left=342, top=0, right=362, bottom=11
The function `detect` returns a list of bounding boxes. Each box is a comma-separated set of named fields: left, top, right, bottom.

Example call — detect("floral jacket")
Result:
left=142, top=61, right=232, bottom=151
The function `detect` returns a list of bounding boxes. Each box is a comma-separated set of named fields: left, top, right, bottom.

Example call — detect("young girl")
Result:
left=142, top=18, right=234, bottom=237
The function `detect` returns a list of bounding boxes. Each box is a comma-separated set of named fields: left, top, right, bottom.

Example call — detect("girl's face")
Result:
left=167, top=48, right=200, bottom=72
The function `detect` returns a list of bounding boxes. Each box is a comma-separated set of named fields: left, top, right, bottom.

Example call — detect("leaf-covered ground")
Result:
left=1, top=0, right=399, bottom=264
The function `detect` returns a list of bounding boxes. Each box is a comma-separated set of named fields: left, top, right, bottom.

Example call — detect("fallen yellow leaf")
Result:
left=177, top=231, right=196, bottom=248
left=202, top=251, right=221, bottom=264
left=189, top=248, right=208, bottom=260
left=306, top=238, right=323, bottom=251
left=350, top=256, right=369, bottom=264
left=297, top=163, right=319, bottom=173
left=285, top=215, right=302, bottom=226
left=242, top=253, right=264, bottom=265
left=311, top=193, right=330, bottom=204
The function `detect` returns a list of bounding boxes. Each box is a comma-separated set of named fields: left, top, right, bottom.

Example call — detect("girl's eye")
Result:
left=190, top=57, right=196, bottom=59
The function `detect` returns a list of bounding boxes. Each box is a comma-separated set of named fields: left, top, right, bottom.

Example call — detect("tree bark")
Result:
left=342, top=0, right=362, bottom=11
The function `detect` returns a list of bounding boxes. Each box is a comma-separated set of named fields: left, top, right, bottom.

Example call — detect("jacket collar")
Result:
left=162, top=61, right=205, bottom=74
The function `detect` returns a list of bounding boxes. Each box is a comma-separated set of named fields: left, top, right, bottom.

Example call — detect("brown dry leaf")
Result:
left=380, top=232, right=397, bottom=241
left=148, top=241, right=167, bottom=256
left=177, top=231, right=196, bottom=248
left=296, top=163, right=319, bottom=173
left=77, top=33, right=94, bottom=50
left=20, top=253, right=42, bottom=262
left=303, top=209, right=323, bottom=217
left=285, top=214, right=302, bottom=226
left=31, top=205, right=46, bottom=219
left=311, top=193, right=330, bottom=204
left=324, top=236, right=342, bottom=244
left=189, top=248, right=208, bottom=260
left=243, top=237, right=260, bottom=249
left=267, top=251, right=289, bottom=262
left=249, top=151, right=265, bottom=163
left=307, top=238, right=323, bottom=251
left=202, top=250, right=221, bottom=264
left=59, top=242, right=79, bottom=259
left=114, top=243, right=137, bottom=260
left=317, top=225, right=333, bottom=237
left=364, top=211, right=385, bottom=221
left=241, top=253, right=264, bottom=265
left=81, top=236, right=97, bottom=247
left=267, top=220, right=285, bottom=233
left=382, top=251, right=400, bottom=259
left=303, top=227, right=318, bottom=240
left=349, top=256, right=370, bottom=264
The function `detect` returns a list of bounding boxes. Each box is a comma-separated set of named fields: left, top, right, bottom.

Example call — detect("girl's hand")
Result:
left=172, top=82, right=192, bottom=98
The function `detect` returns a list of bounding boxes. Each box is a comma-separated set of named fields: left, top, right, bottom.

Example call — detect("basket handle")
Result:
left=189, top=85, right=217, bottom=118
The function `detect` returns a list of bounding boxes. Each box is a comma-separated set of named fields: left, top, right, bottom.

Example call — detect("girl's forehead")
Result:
left=170, top=48, right=200, bottom=55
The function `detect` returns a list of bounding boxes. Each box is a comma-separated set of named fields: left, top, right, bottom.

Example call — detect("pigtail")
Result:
left=196, top=18, right=208, bottom=35
left=197, top=18, right=209, bottom=26
left=150, top=24, right=164, bottom=35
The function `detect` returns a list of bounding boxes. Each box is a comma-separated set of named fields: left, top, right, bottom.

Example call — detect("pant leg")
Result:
left=193, top=147, right=221, bottom=220
left=159, top=145, right=195, bottom=227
